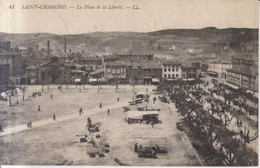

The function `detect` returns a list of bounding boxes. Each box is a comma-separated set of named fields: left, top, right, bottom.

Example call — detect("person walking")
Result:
left=99, top=103, right=102, bottom=109
left=79, top=107, right=83, bottom=115
left=50, top=94, right=52, bottom=99
left=117, top=97, right=119, bottom=102
left=38, top=105, right=41, bottom=111
left=53, top=114, right=56, bottom=121
left=27, top=122, right=30, bottom=128
left=0, top=124, right=3, bottom=132
left=108, top=108, right=110, bottom=115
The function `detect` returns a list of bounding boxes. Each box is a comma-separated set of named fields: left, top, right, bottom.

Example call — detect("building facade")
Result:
left=226, top=55, right=258, bottom=92
left=26, top=65, right=39, bottom=84
left=38, top=57, right=71, bottom=84
left=0, top=64, right=10, bottom=92
left=208, top=62, right=232, bottom=79
left=162, top=62, right=182, bottom=79
left=182, top=66, right=197, bottom=79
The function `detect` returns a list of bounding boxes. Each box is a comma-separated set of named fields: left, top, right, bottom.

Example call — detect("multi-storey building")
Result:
left=162, top=61, right=182, bottom=80
left=208, top=62, right=232, bottom=79
left=0, top=64, right=10, bottom=92
left=38, top=57, right=71, bottom=84
left=26, top=65, right=39, bottom=84
left=126, top=62, right=161, bottom=84
left=0, top=51, right=22, bottom=77
left=182, top=66, right=197, bottom=79
left=104, top=62, right=127, bottom=84
left=226, top=55, right=258, bottom=92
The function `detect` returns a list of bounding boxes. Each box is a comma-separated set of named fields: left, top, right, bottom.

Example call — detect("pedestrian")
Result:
left=117, top=97, right=119, bottom=102
left=151, top=121, right=154, bottom=128
left=27, top=122, right=30, bottom=128
left=53, top=114, right=56, bottom=121
left=99, top=103, right=102, bottom=108
left=29, top=121, right=32, bottom=128
left=50, top=94, right=52, bottom=99
left=0, top=124, right=3, bottom=132
left=134, top=143, right=138, bottom=152
left=38, top=105, right=41, bottom=111
left=108, top=108, right=110, bottom=115
left=79, top=107, right=82, bottom=115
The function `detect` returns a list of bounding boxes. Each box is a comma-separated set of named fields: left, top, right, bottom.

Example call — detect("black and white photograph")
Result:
left=0, top=0, right=259, bottom=166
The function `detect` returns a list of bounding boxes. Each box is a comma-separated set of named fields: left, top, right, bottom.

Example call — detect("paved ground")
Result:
left=0, top=85, right=201, bottom=166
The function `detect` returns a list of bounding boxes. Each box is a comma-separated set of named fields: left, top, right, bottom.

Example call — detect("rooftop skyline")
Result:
left=0, top=0, right=259, bottom=34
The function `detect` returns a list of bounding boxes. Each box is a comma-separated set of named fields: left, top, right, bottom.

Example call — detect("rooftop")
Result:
left=227, top=66, right=257, bottom=77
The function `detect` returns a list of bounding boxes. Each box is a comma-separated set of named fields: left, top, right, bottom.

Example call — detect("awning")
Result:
left=152, top=78, right=160, bottom=82
left=75, top=79, right=81, bottom=82
left=246, top=90, right=254, bottom=95
left=182, top=78, right=195, bottom=81
left=89, top=78, right=97, bottom=83
left=208, top=71, right=218, bottom=75
left=127, top=111, right=159, bottom=119
left=224, top=82, right=239, bottom=90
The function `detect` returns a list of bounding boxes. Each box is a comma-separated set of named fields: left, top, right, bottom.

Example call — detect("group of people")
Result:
left=27, top=121, right=32, bottom=128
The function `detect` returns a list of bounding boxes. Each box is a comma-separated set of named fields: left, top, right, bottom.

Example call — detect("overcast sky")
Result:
left=0, top=0, right=258, bottom=34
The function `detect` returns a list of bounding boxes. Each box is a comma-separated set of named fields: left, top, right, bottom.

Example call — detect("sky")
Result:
left=0, top=0, right=259, bottom=34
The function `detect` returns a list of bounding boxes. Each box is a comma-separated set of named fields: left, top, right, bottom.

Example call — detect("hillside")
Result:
left=0, top=28, right=258, bottom=59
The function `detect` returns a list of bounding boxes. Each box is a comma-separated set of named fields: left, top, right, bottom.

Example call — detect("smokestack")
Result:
left=64, top=37, right=67, bottom=56
left=47, top=41, right=50, bottom=55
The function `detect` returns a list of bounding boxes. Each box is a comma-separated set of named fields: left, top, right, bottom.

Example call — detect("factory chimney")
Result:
left=64, top=37, right=67, bottom=56
left=47, top=40, right=50, bottom=56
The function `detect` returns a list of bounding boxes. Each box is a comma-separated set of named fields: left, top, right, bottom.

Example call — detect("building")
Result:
left=104, top=62, right=127, bottom=84
left=0, top=64, right=10, bottom=92
left=26, top=65, right=39, bottom=84
left=0, top=41, right=11, bottom=52
left=38, top=57, right=71, bottom=84
left=0, top=51, right=22, bottom=78
left=126, top=62, right=161, bottom=84
left=162, top=61, right=182, bottom=80
left=182, top=66, right=197, bottom=79
left=208, top=62, right=232, bottom=79
left=226, top=55, right=258, bottom=92
left=77, top=57, right=103, bottom=72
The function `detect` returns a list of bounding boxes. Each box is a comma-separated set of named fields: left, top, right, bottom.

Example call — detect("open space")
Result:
left=0, top=84, right=201, bottom=166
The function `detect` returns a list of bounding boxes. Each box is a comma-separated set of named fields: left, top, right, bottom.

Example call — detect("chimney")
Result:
left=64, top=37, right=67, bottom=56
left=47, top=40, right=50, bottom=55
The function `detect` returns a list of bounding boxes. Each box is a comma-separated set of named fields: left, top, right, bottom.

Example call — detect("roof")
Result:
left=0, top=51, right=20, bottom=56
left=89, top=68, right=104, bottom=76
left=78, top=57, right=102, bottom=61
left=226, top=67, right=256, bottom=77
left=26, top=65, right=38, bottom=70
left=71, top=70, right=84, bottom=74
left=127, top=62, right=161, bottom=69
left=182, top=66, right=196, bottom=69
left=162, top=61, right=181, bottom=66
left=127, top=111, right=159, bottom=119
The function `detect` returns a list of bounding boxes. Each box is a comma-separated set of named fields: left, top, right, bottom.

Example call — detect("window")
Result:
left=168, top=74, right=171, bottom=78
left=164, top=74, right=167, bottom=78
left=172, top=74, right=175, bottom=78
left=164, top=68, right=167, bottom=72
left=168, top=68, right=171, bottom=72
left=172, top=68, right=175, bottom=72
left=107, top=68, right=110, bottom=72
left=176, top=74, right=178, bottom=77
left=176, top=67, right=178, bottom=72
left=112, top=69, right=115, bottom=74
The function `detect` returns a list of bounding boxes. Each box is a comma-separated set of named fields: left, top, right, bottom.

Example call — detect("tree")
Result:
left=19, top=86, right=28, bottom=101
